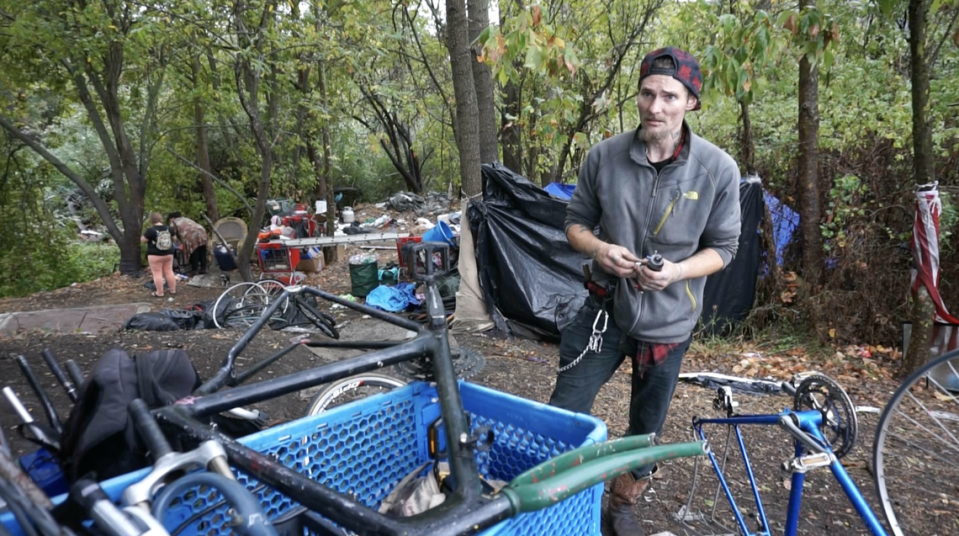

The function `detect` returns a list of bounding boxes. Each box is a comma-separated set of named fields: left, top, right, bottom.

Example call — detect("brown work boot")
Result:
left=601, top=472, right=650, bottom=536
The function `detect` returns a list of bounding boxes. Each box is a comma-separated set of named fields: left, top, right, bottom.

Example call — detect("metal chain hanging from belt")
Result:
left=558, top=308, right=608, bottom=372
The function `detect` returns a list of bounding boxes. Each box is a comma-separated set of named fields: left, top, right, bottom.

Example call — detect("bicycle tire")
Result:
left=305, top=373, right=407, bottom=416
left=212, top=282, right=268, bottom=329
left=873, top=347, right=959, bottom=536
left=296, top=299, right=340, bottom=339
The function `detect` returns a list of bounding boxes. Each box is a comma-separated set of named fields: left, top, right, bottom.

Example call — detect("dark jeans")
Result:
left=548, top=297, right=690, bottom=478
left=190, top=245, right=208, bottom=273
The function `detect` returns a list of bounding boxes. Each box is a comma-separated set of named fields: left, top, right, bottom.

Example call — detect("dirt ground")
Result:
left=0, top=231, right=930, bottom=536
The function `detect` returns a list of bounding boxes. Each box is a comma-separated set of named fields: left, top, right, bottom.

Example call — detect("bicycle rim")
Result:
left=305, top=373, right=406, bottom=416
left=874, top=348, right=959, bottom=536
left=212, top=282, right=268, bottom=329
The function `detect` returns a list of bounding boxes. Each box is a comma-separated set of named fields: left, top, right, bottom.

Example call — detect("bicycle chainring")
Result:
left=792, top=373, right=859, bottom=459
left=394, top=346, right=486, bottom=382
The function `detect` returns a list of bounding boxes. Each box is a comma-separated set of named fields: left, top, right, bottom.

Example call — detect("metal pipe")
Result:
left=65, top=360, right=85, bottom=389
left=15, top=356, right=63, bottom=435
left=2, top=387, right=59, bottom=449
left=300, top=339, right=400, bottom=350
left=509, top=434, right=656, bottom=488
left=41, top=349, right=77, bottom=403
left=196, top=291, right=290, bottom=395
left=502, top=442, right=707, bottom=514
left=184, top=337, right=431, bottom=417
left=734, top=424, right=770, bottom=533
left=0, top=415, right=9, bottom=456
left=421, top=283, right=483, bottom=501
left=232, top=341, right=303, bottom=386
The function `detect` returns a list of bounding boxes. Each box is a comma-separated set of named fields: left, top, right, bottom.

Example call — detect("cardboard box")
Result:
left=296, top=256, right=323, bottom=272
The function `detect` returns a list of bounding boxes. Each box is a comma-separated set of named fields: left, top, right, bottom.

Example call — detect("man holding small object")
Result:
left=547, top=47, right=741, bottom=536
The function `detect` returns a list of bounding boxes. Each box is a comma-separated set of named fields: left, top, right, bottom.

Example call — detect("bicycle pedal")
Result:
left=782, top=451, right=834, bottom=473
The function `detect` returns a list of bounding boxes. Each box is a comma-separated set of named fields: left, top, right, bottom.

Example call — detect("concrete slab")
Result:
left=0, top=303, right=152, bottom=335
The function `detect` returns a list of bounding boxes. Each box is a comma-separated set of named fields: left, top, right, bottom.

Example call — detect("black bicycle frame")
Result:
left=155, top=243, right=515, bottom=536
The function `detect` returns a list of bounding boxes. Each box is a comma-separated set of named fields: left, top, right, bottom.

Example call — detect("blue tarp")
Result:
left=365, top=282, right=421, bottom=312
left=544, top=183, right=576, bottom=200
left=763, top=191, right=800, bottom=266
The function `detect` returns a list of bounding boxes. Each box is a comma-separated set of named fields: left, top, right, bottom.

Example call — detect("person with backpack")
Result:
left=141, top=212, right=177, bottom=298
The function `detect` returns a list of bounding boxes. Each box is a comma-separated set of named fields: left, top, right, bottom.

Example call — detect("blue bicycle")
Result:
left=675, top=373, right=889, bottom=536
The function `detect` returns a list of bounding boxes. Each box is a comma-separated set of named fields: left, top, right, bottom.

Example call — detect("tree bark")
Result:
left=499, top=0, right=524, bottom=174
left=740, top=100, right=755, bottom=175
left=797, top=0, right=823, bottom=289
left=192, top=56, right=219, bottom=223
left=446, top=0, right=482, bottom=196
left=903, top=0, right=935, bottom=375
left=232, top=0, right=278, bottom=282
left=468, top=0, right=498, bottom=163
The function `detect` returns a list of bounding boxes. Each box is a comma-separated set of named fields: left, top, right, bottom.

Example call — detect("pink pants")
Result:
left=148, top=254, right=176, bottom=296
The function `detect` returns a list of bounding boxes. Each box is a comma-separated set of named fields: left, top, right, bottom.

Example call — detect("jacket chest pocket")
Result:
left=649, top=186, right=704, bottom=244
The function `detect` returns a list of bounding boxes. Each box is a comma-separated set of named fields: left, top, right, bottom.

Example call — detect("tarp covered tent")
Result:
left=468, top=164, right=588, bottom=340
left=700, top=177, right=764, bottom=333
left=450, top=199, right=495, bottom=334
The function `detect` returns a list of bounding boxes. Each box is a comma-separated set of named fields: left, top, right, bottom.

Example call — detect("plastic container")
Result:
left=81, top=382, right=606, bottom=536
left=18, top=448, right=68, bottom=498
left=341, top=207, right=354, bottom=224
left=422, top=220, right=455, bottom=246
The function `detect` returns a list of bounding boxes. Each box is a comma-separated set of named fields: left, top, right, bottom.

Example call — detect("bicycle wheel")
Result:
left=304, top=373, right=407, bottom=415
left=874, top=348, right=959, bottom=536
left=212, top=282, right=268, bottom=329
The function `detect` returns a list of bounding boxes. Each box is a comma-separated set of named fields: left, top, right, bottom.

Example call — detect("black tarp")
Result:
left=468, top=164, right=589, bottom=341
left=700, top=178, right=764, bottom=333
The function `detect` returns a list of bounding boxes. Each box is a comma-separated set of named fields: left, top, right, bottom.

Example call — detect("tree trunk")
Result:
left=446, top=0, right=483, bottom=196
left=903, top=0, right=935, bottom=375
left=193, top=57, right=219, bottom=223
left=740, top=100, right=755, bottom=175
left=468, top=0, right=498, bottom=163
left=501, top=78, right=523, bottom=173
left=797, top=0, right=823, bottom=289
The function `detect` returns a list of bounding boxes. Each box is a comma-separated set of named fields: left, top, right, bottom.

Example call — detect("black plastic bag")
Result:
left=122, top=312, right=182, bottom=332
left=700, top=179, right=764, bottom=334
left=468, top=163, right=588, bottom=341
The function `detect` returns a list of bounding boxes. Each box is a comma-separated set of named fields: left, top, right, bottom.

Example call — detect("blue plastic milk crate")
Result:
left=104, top=381, right=606, bottom=536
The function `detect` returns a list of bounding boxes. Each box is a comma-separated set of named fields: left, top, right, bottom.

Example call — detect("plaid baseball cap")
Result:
left=639, top=47, right=703, bottom=110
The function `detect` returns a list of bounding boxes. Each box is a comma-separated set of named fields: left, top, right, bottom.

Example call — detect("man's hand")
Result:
left=635, top=259, right=685, bottom=291
left=595, top=243, right=642, bottom=278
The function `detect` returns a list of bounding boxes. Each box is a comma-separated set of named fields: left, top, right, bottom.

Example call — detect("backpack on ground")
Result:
left=58, top=349, right=200, bottom=482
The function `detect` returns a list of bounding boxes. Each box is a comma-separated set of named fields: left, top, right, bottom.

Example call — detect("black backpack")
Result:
left=58, top=349, right=201, bottom=482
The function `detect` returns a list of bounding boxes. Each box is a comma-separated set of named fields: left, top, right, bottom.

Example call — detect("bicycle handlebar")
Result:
left=502, top=441, right=708, bottom=514
left=129, top=399, right=173, bottom=461
left=509, top=434, right=656, bottom=488
left=41, top=350, right=77, bottom=403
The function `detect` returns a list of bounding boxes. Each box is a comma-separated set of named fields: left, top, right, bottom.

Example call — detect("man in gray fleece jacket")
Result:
left=548, top=47, right=741, bottom=536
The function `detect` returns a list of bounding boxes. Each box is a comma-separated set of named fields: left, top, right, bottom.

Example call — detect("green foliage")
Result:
left=821, top=175, right=867, bottom=250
